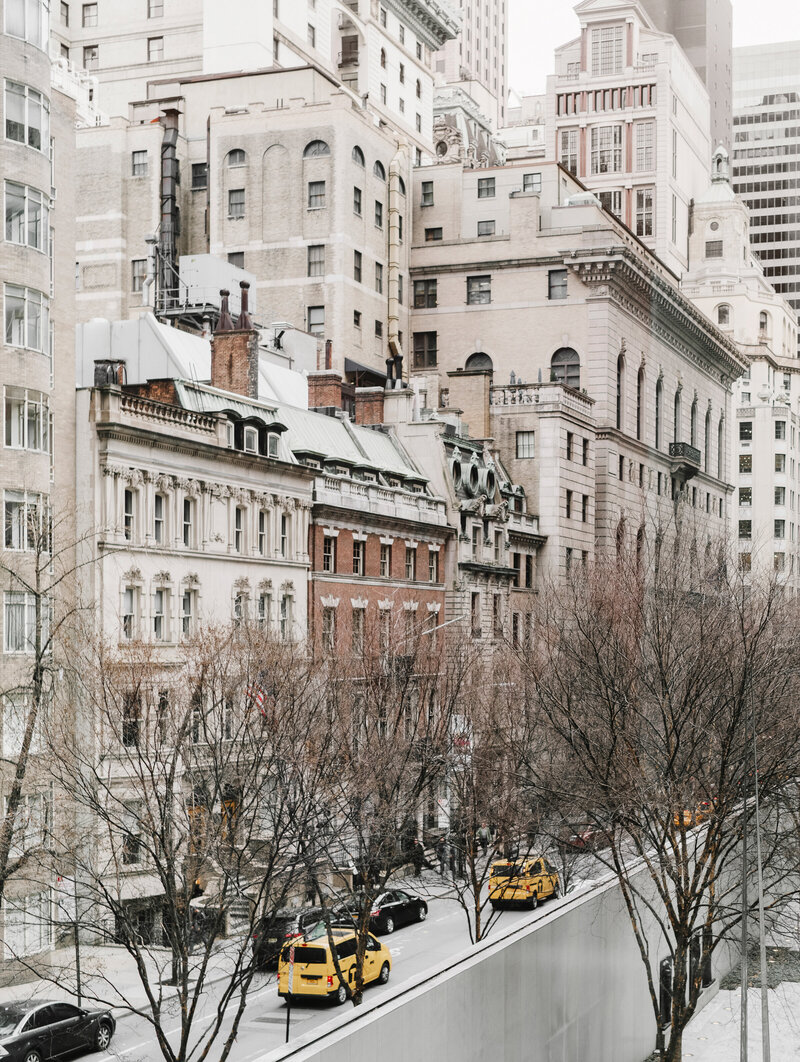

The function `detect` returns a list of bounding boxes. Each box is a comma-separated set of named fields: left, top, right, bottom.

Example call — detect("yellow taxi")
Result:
left=488, top=856, right=560, bottom=910
left=277, top=926, right=392, bottom=1005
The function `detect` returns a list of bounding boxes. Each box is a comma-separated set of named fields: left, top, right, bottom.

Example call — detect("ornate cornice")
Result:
left=383, top=0, right=459, bottom=49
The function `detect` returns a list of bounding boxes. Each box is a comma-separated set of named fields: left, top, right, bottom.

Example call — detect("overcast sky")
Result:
left=509, top=0, right=800, bottom=97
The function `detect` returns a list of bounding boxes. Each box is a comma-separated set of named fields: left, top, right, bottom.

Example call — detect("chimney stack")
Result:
left=210, top=283, right=259, bottom=399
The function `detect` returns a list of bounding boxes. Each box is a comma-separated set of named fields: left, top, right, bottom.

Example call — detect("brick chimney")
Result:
left=210, top=282, right=259, bottom=399
left=307, top=370, right=344, bottom=411
left=354, top=387, right=385, bottom=425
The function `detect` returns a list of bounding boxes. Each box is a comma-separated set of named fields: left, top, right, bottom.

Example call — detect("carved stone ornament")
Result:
left=210, top=531, right=225, bottom=542
left=233, top=577, right=251, bottom=592
left=280, top=580, right=294, bottom=592
left=155, top=474, right=172, bottom=492
left=258, top=578, right=273, bottom=592
left=427, top=603, right=441, bottom=613
left=123, top=566, right=143, bottom=582
left=184, top=572, right=200, bottom=586
left=320, top=595, right=340, bottom=609
left=377, top=599, right=393, bottom=611
left=124, top=469, right=144, bottom=487
left=154, top=570, right=172, bottom=584
left=103, top=463, right=124, bottom=477
left=402, top=601, right=419, bottom=611
left=351, top=597, right=368, bottom=609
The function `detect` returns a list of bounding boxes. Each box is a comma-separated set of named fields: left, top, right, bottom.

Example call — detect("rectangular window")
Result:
left=477, top=177, right=495, bottom=198
left=582, top=495, right=588, bottom=522
left=739, top=421, right=753, bottom=441
left=153, top=588, right=166, bottom=640
left=153, top=493, right=164, bottom=543
left=322, top=535, right=336, bottom=573
left=424, top=227, right=443, bottom=242
left=131, top=150, right=147, bottom=177
left=775, top=552, right=786, bottom=572
left=466, top=275, right=491, bottom=305
left=559, top=128, right=578, bottom=174
left=5, top=183, right=49, bottom=253
left=775, top=454, right=785, bottom=473
left=4, top=592, right=49, bottom=653
left=548, top=269, right=567, bottom=300
left=739, top=520, right=752, bottom=539
left=181, top=590, right=194, bottom=637
left=4, top=82, right=49, bottom=152
left=775, top=486, right=786, bottom=506
left=122, top=587, right=135, bottom=640
left=4, top=285, right=49, bottom=353
left=228, top=188, right=245, bottom=218
left=428, top=550, right=438, bottom=582
left=60, top=1, right=68, bottom=25
left=280, top=514, right=288, bottom=557
left=405, top=546, right=416, bottom=580
left=131, top=259, right=146, bottom=293
left=420, top=181, right=434, bottom=207
left=148, top=0, right=163, bottom=15
left=123, top=489, right=134, bottom=540
left=583, top=438, right=589, bottom=466
left=257, top=510, right=267, bottom=556
left=353, top=310, right=362, bottom=329
left=307, top=22, right=315, bottom=47
left=352, top=539, right=364, bottom=575
left=705, top=240, right=723, bottom=258
left=351, top=608, right=364, bottom=655
left=775, top=519, right=786, bottom=539
left=322, top=607, right=336, bottom=653
left=308, top=181, right=326, bottom=208
left=374, top=200, right=383, bottom=228
left=523, top=172, right=542, bottom=193
left=493, top=594, right=502, bottom=638
left=353, top=250, right=362, bottom=283
left=477, top=220, right=495, bottom=236
left=182, top=498, right=193, bottom=547
left=591, top=24, right=624, bottom=76
left=374, top=320, right=383, bottom=338
left=234, top=506, right=244, bottom=552
left=635, top=188, right=654, bottom=237
left=471, top=592, right=481, bottom=638
left=147, top=36, right=163, bottom=60
left=775, top=420, right=786, bottom=440
left=412, top=331, right=437, bottom=369
left=591, top=125, right=623, bottom=174
left=739, top=552, right=752, bottom=573
left=566, top=489, right=573, bottom=519
left=598, top=189, right=623, bottom=219
left=380, top=543, right=391, bottom=577
left=525, top=555, right=534, bottom=588
left=82, top=43, right=98, bottom=68
left=353, top=186, right=362, bottom=215
left=306, top=243, right=324, bottom=277
left=81, top=2, right=97, bottom=26
left=4, top=388, right=49, bottom=452
left=191, top=162, right=208, bottom=190
left=375, top=262, right=383, bottom=294
left=307, top=305, right=324, bottom=336
left=413, top=279, right=437, bottom=308
left=516, top=431, right=535, bottom=458
left=635, top=121, right=655, bottom=171
left=3, top=892, right=52, bottom=959
left=566, top=431, right=574, bottom=461
left=739, top=487, right=752, bottom=505
left=4, top=491, right=45, bottom=552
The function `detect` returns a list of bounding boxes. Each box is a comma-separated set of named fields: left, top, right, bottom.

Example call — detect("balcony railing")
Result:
left=338, top=50, right=359, bottom=66
left=669, top=441, right=701, bottom=480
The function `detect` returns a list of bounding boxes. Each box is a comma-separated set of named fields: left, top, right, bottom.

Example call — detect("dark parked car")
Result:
left=252, top=907, right=327, bottom=970
left=0, top=1000, right=115, bottom=1061
left=557, top=824, right=612, bottom=853
left=336, top=890, right=428, bottom=935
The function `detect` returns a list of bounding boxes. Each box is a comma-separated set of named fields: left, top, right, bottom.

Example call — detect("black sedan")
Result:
left=0, top=1000, right=115, bottom=1061
left=336, top=890, right=428, bottom=935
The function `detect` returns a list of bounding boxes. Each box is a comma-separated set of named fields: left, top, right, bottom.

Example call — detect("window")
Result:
left=550, top=347, right=580, bottom=388
left=428, top=550, right=439, bottom=582
left=352, top=145, right=365, bottom=167
left=739, top=487, right=752, bottom=505
left=5, top=0, right=49, bottom=47
left=424, top=227, right=442, bottom=241
left=775, top=519, right=786, bottom=539
left=130, top=259, right=147, bottom=293
left=413, top=279, right=436, bottom=308
left=635, top=122, right=654, bottom=171
left=559, top=128, right=578, bottom=174
left=405, top=546, right=416, bottom=580
left=471, top=592, right=481, bottom=638
left=153, top=588, right=166, bottom=640
left=353, top=310, right=362, bottom=329
left=280, top=513, right=288, bottom=557
left=655, top=379, right=663, bottom=449
left=4, top=285, right=49, bottom=353
left=279, top=594, right=292, bottom=640
left=153, top=494, right=165, bottom=543
left=591, top=25, right=624, bottom=76
left=307, top=305, right=324, bottom=336
left=4, top=892, right=51, bottom=959
left=4, top=183, right=49, bottom=253
left=466, top=275, right=491, bottom=305
left=4, top=491, right=47, bottom=552
left=673, top=390, right=682, bottom=443
left=60, top=1, right=68, bottom=25
left=739, top=520, right=752, bottom=539
left=303, top=139, right=330, bottom=160
left=181, top=590, right=194, bottom=637
left=591, top=125, right=623, bottom=174
left=421, top=181, right=434, bottom=207
left=4, top=388, right=49, bottom=452
left=121, top=586, right=136, bottom=640
left=775, top=420, right=786, bottom=440
left=308, top=181, right=325, bottom=208
left=616, top=354, right=625, bottom=430
left=412, top=331, right=437, bottom=369
left=307, top=23, right=315, bottom=47
left=131, top=150, right=148, bottom=177
left=374, top=320, right=383, bottom=338
left=374, top=200, right=383, bottom=228
left=4, top=592, right=48, bottom=653
left=351, top=249, right=362, bottom=284
left=583, top=438, right=589, bottom=466
left=471, top=526, right=480, bottom=559
left=375, top=262, right=383, bottom=293
left=739, top=421, right=752, bottom=442
left=353, top=539, right=364, bottom=575
left=306, top=244, right=324, bottom=278
left=191, top=162, right=208, bottom=190
left=322, top=607, right=336, bottom=653
left=148, top=0, right=163, bottom=15
left=515, top=431, right=535, bottom=459
left=582, top=495, right=589, bottom=522
left=760, top=311, right=770, bottom=335
left=566, top=489, right=573, bottom=519
left=351, top=608, right=364, bottom=655
left=775, top=552, right=786, bottom=572
left=705, top=240, right=723, bottom=259
left=353, top=186, right=362, bottom=216
left=717, top=304, right=730, bottom=327
left=380, top=84, right=387, bottom=104
left=234, top=507, right=244, bottom=552
left=548, top=269, right=567, bottom=300
left=147, top=36, right=163, bottom=60
left=635, top=188, right=654, bottom=237
left=81, top=43, right=98, bottom=68
left=323, top=535, right=336, bottom=573
left=477, top=220, right=495, bottom=237
left=380, top=543, right=391, bottom=577
left=182, top=498, right=194, bottom=548
left=523, top=172, right=542, bottom=193
left=226, top=148, right=246, bottom=168
left=82, top=3, right=97, bottom=26
left=775, top=454, right=785, bottom=473
left=228, top=188, right=245, bottom=218
left=775, top=486, right=786, bottom=506
left=5, top=82, right=50, bottom=153
left=477, top=177, right=495, bottom=199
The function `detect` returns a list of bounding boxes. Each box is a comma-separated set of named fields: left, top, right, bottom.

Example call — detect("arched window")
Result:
left=352, top=145, right=365, bottom=166
left=616, top=353, right=625, bottom=431
left=616, top=518, right=626, bottom=561
left=704, top=407, right=711, bottom=470
left=380, top=48, right=386, bottom=69
left=717, top=304, right=731, bottom=327
left=759, top=310, right=769, bottom=334
left=717, top=416, right=725, bottom=479
left=416, top=79, right=422, bottom=99
left=636, top=366, right=644, bottom=440
left=655, top=378, right=663, bottom=449
left=303, top=139, right=330, bottom=158
left=550, top=347, right=580, bottom=389
left=398, top=176, right=406, bottom=196
left=673, top=389, right=682, bottom=443
left=226, top=148, right=246, bottom=167
left=465, top=351, right=493, bottom=371
left=373, top=160, right=386, bottom=180
left=690, top=397, right=697, bottom=447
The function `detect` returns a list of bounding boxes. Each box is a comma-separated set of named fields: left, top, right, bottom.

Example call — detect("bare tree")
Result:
left=516, top=539, right=800, bottom=1062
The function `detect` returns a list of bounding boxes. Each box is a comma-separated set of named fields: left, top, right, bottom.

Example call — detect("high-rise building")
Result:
left=732, top=42, right=800, bottom=354
left=546, top=0, right=712, bottom=276
left=639, top=0, right=733, bottom=150
left=434, top=0, right=508, bottom=130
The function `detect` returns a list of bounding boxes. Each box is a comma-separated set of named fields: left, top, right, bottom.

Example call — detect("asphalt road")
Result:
left=91, top=882, right=582, bottom=1062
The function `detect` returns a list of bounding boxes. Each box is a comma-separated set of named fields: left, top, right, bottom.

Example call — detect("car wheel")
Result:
left=94, top=1020, right=114, bottom=1051
left=530, top=892, right=538, bottom=910
left=553, top=884, right=560, bottom=898
left=333, top=983, right=348, bottom=1005
left=490, top=900, right=499, bottom=910
left=383, top=915, right=395, bottom=934
left=23, top=1051, right=43, bottom=1062
left=417, top=904, right=427, bottom=922
left=378, top=962, right=390, bottom=985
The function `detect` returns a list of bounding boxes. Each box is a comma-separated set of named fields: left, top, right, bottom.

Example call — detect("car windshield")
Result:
left=291, top=946, right=327, bottom=964
left=491, top=863, right=519, bottom=877
left=0, top=1006, right=25, bottom=1035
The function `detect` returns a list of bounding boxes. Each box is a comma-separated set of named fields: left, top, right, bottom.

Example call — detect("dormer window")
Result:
left=244, top=426, right=258, bottom=454
left=267, top=433, right=279, bottom=458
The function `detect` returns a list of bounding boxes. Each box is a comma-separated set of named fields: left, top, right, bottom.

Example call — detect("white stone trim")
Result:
left=426, top=602, right=441, bottom=613
left=322, top=527, right=340, bottom=537
left=320, top=595, right=340, bottom=608
left=378, top=599, right=393, bottom=610
left=403, top=601, right=419, bottom=611
left=428, top=544, right=441, bottom=553
left=405, top=540, right=419, bottom=549
left=352, top=532, right=368, bottom=542
left=351, top=597, right=368, bottom=609
left=379, top=536, right=394, bottom=545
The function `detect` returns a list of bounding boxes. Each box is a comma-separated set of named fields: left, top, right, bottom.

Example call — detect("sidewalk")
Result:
left=0, top=939, right=251, bottom=1016
left=680, top=983, right=800, bottom=1060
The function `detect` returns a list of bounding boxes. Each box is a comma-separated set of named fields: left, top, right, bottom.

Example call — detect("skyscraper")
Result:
left=434, top=0, right=508, bottom=129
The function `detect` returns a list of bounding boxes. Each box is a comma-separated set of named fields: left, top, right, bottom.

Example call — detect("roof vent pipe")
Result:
left=215, top=289, right=234, bottom=333
left=235, top=281, right=252, bottom=330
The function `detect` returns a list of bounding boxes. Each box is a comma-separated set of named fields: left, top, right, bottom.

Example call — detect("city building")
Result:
left=408, top=158, right=746, bottom=571
left=639, top=0, right=733, bottom=150
left=546, top=0, right=712, bottom=275
left=732, top=42, right=800, bottom=353
left=434, top=0, right=508, bottom=130
left=682, top=147, right=800, bottom=584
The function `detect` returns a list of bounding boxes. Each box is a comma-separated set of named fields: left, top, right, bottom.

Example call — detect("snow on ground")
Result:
left=681, top=984, right=800, bottom=1060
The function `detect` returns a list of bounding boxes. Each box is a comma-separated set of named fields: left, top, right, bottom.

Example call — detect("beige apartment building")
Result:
left=434, top=0, right=508, bottom=130
left=408, top=158, right=746, bottom=572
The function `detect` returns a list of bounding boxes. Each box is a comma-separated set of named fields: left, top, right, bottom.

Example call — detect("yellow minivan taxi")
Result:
left=489, top=856, right=560, bottom=909
left=277, top=927, right=392, bottom=1005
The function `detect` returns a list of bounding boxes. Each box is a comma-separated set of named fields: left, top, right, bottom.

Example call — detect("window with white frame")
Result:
left=352, top=607, right=364, bottom=655
left=4, top=592, right=50, bottom=653
left=234, top=506, right=244, bottom=552
left=121, top=587, right=136, bottom=641
left=4, top=490, right=46, bottom=551
left=4, top=0, right=49, bottom=48
left=307, top=244, right=324, bottom=277
left=123, top=488, right=134, bottom=540
left=131, top=149, right=147, bottom=177
left=279, top=594, right=292, bottom=639
left=4, top=81, right=50, bottom=152
left=4, top=792, right=49, bottom=857
left=257, top=592, right=270, bottom=627
left=3, top=891, right=51, bottom=959
left=122, top=801, right=142, bottom=864
left=182, top=497, right=193, bottom=547
left=353, top=538, right=364, bottom=575
left=307, top=180, right=326, bottom=208
left=635, top=122, right=655, bottom=171
left=181, top=588, right=195, bottom=637
left=153, top=493, right=165, bottom=544
left=635, top=188, right=654, bottom=237
left=477, top=177, right=495, bottom=199
left=4, top=285, right=50, bottom=353
left=258, top=510, right=267, bottom=555
left=228, top=188, right=245, bottom=218
left=131, top=258, right=146, bottom=293
left=233, top=592, right=247, bottom=626
left=428, top=550, right=439, bottom=582
left=590, top=125, right=623, bottom=174
left=591, top=24, right=624, bottom=76
left=405, top=546, right=416, bottom=580
left=307, top=305, right=324, bottom=336
left=322, top=607, right=336, bottom=653
left=147, top=35, right=163, bottom=60
left=4, top=388, right=49, bottom=452
left=5, top=182, right=49, bottom=252
left=2, top=694, right=43, bottom=758
left=466, top=275, right=491, bottom=305
left=380, top=542, right=391, bottom=577
left=598, top=189, right=623, bottom=219
left=559, top=129, right=578, bottom=174
left=153, top=588, right=167, bottom=641
left=280, top=513, right=288, bottom=557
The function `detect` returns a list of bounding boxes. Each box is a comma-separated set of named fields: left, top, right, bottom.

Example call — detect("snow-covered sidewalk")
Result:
left=681, top=984, right=800, bottom=1060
